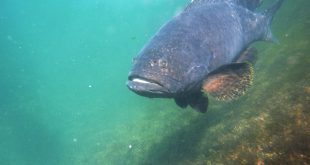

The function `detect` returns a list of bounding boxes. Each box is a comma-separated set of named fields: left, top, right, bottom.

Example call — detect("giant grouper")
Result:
left=127, top=0, right=284, bottom=113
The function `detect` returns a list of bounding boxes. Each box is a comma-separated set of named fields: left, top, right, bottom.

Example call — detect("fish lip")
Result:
left=128, top=75, right=163, bottom=86
left=127, top=75, right=171, bottom=97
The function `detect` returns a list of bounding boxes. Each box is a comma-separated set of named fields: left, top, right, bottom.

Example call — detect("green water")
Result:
left=0, top=0, right=309, bottom=164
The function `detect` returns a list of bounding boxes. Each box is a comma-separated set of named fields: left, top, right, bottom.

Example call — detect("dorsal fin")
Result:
left=188, top=0, right=262, bottom=11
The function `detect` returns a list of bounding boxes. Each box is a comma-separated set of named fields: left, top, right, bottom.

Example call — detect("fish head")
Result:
left=127, top=50, right=180, bottom=98
left=127, top=38, right=209, bottom=98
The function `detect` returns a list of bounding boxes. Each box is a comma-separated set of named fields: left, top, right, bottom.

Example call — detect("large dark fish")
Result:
left=127, top=0, right=284, bottom=113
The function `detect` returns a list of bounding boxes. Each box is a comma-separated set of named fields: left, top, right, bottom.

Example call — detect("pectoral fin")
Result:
left=202, top=62, right=254, bottom=101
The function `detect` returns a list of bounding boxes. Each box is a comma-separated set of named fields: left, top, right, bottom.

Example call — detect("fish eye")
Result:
left=150, top=59, right=157, bottom=67
left=159, top=59, right=168, bottom=69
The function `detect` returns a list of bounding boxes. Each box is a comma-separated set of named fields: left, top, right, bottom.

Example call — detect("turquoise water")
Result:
left=0, top=0, right=309, bottom=164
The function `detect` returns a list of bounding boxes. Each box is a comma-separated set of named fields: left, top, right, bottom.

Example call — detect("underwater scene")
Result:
left=0, top=0, right=309, bottom=164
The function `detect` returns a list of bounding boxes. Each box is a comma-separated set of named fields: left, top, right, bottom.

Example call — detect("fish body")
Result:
left=127, top=0, right=284, bottom=112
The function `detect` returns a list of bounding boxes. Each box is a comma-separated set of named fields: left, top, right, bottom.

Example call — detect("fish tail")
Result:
left=261, top=0, right=285, bottom=43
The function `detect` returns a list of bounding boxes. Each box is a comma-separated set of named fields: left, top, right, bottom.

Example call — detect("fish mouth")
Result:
left=126, top=75, right=171, bottom=98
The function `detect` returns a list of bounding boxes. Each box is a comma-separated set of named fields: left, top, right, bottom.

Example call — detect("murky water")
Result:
left=0, top=0, right=309, bottom=164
